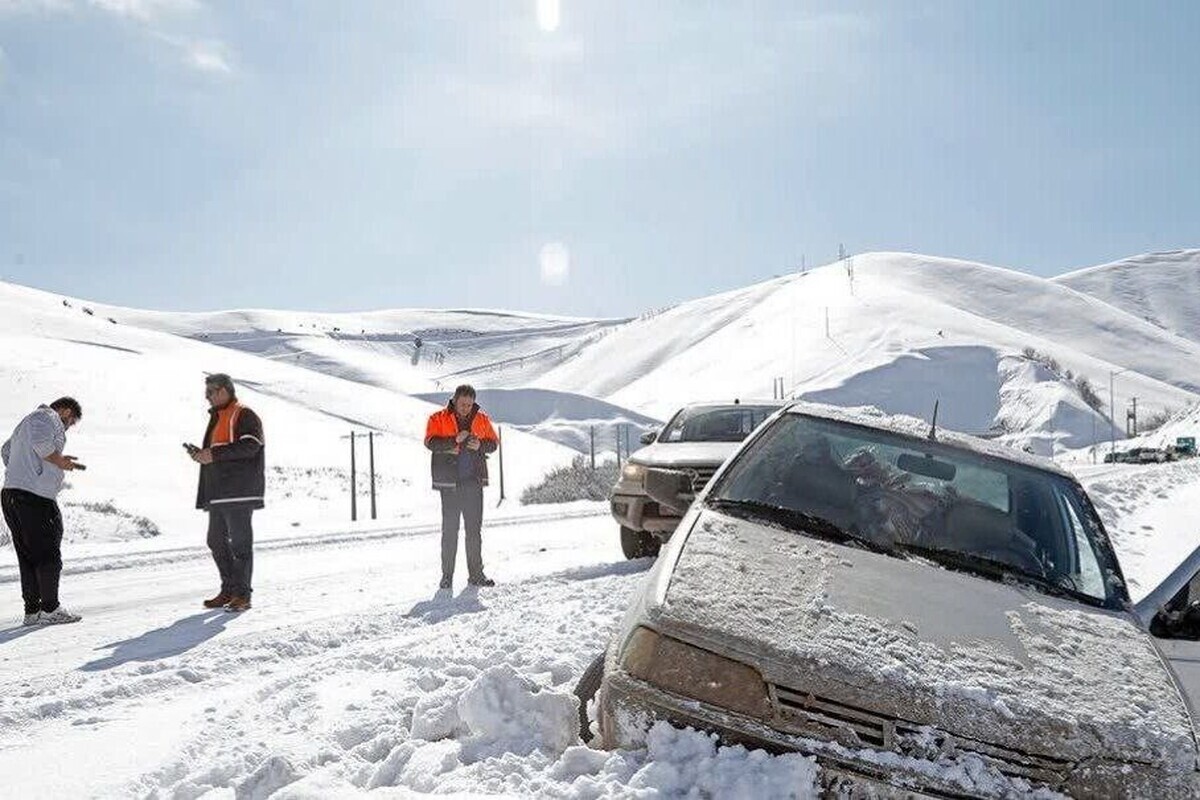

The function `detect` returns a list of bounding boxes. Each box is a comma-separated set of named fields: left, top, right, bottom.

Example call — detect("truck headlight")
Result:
left=621, top=627, right=770, bottom=719
left=622, top=463, right=647, bottom=484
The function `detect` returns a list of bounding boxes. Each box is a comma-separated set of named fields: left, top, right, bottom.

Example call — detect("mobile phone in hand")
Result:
left=183, top=443, right=199, bottom=455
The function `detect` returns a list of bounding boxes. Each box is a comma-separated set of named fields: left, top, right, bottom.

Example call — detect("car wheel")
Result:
left=620, top=527, right=661, bottom=559
left=574, top=653, right=605, bottom=742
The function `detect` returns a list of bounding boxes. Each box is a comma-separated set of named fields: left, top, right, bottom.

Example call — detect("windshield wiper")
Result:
left=893, top=542, right=1105, bottom=607
left=708, top=498, right=891, bottom=555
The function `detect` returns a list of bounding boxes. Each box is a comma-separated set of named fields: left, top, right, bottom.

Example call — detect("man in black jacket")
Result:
left=190, top=373, right=265, bottom=612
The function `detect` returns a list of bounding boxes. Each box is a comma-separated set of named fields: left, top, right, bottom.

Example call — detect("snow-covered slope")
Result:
left=1055, top=249, right=1200, bottom=345
left=94, top=301, right=629, bottom=397
left=513, top=253, right=1200, bottom=453
left=0, top=283, right=578, bottom=548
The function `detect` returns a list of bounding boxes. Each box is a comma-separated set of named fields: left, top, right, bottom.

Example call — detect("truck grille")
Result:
left=686, top=465, right=719, bottom=493
left=770, top=684, right=1073, bottom=786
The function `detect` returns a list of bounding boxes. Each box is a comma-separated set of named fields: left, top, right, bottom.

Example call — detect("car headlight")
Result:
left=621, top=627, right=770, bottom=719
left=622, top=463, right=647, bottom=484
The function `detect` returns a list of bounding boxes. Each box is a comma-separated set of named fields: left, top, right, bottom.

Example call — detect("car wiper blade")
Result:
left=893, top=542, right=1100, bottom=605
left=708, top=498, right=888, bottom=554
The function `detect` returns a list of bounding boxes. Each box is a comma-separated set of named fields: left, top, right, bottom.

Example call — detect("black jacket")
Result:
left=196, top=404, right=266, bottom=510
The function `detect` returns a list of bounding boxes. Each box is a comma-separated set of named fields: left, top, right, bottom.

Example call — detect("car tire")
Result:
left=620, top=526, right=661, bottom=560
left=574, top=653, right=605, bottom=742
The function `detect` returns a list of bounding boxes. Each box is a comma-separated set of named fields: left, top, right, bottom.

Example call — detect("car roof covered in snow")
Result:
left=784, top=401, right=1075, bottom=479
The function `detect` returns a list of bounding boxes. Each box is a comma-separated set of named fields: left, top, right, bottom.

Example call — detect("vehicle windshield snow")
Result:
left=708, top=413, right=1124, bottom=607
left=658, top=404, right=778, bottom=443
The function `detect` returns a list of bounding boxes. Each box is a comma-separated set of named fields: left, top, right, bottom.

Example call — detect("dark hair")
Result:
left=205, top=373, right=237, bottom=398
left=453, top=384, right=477, bottom=400
left=50, top=397, right=82, bottom=419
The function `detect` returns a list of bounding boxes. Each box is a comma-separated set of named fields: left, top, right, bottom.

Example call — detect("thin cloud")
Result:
left=87, top=0, right=200, bottom=21
left=0, top=0, right=73, bottom=13
left=184, top=39, right=231, bottom=74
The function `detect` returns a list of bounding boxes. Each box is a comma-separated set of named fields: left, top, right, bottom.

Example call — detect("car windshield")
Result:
left=708, top=413, right=1124, bottom=607
left=659, top=405, right=778, bottom=443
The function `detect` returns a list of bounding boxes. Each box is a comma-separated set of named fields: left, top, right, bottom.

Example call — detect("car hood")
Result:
left=631, top=441, right=740, bottom=468
left=653, top=509, right=1197, bottom=770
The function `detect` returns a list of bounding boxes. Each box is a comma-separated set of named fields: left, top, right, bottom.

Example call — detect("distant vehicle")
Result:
left=1105, top=447, right=1168, bottom=464
left=1176, top=437, right=1197, bottom=458
left=580, top=402, right=1200, bottom=797
left=608, top=401, right=782, bottom=559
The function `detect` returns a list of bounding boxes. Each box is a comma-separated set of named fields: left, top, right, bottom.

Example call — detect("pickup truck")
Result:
left=609, top=401, right=782, bottom=558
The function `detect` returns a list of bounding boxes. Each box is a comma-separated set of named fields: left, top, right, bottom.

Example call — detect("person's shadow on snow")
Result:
left=80, top=610, right=233, bottom=672
left=0, top=623, right=44, bottom=645
left=405, top=586, right=485, bottom=624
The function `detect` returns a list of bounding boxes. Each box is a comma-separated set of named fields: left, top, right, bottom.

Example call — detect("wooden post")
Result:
left=349, top=431, right=357, bottom=522
left=368, top=431, right=377, bottom=520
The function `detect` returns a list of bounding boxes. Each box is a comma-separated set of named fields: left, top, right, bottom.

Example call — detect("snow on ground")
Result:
left=0, top=509, right=818, bottom=799
left=1077, top=460, right=1200, bottom=603
left=1, top=452, right=1198, bottom=798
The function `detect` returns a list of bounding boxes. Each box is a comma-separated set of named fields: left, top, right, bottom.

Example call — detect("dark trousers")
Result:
left=1, top=488, right=64, bottom=614
left=207, top=505, right=254, bottom=597
left=440, top=483, right=484, bottom=579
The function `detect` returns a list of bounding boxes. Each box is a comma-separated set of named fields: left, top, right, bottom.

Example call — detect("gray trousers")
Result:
left=440, top=483, right=484, bottom=579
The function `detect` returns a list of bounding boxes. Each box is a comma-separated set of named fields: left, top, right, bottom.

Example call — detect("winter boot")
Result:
left=225, top=596, right=251, bottom=613
left=203, top=592, right=232, bottom=609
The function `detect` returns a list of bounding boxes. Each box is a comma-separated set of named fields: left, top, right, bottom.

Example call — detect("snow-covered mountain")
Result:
left=0, top=282, right=579, bottom=548
left=1055, top=249, right=1200, bottom=345
left=6, top=248, right=1200, bottom=545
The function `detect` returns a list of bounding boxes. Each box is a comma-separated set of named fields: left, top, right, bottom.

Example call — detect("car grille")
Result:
left=770, top=684, right=1074, bottom=786
left=684, top=465, right=719, bottom=493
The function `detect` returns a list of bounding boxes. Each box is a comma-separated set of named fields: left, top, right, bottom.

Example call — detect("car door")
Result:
left=1136, top=546, right=1200, bottom=718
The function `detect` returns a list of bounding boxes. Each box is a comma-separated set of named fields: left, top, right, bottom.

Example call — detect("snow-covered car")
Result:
left=609, top=401, right=782, bottom=559
left=583, top=403, right=1200, bottom=797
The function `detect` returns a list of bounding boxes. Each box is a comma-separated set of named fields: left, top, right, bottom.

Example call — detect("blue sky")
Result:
left=1, top=1, right=1197, bottom=317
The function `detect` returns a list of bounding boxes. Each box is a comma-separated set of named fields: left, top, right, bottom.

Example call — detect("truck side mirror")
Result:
left=639, top=430, right=658, bottom=445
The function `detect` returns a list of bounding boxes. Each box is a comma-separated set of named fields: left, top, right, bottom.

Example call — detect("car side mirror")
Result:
left=639, top=430, right=658, bottom=445
left=645, top=468, right=694, bottom=514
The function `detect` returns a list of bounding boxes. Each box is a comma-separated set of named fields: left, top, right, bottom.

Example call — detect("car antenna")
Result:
left=928, top=399, right=940, bottom=441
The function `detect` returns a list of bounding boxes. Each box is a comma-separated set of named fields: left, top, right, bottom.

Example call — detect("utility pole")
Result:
left=368, top=431, right=377, bottom=520
left=616, top=424, right=623, bottom=469
left=349, top=431, right=357, bottom=522
left=1130, top=397, right=1138, bottom=437
left=590, top=425, right=596, bottom=470
left=497, top=426, right=505, bottom=506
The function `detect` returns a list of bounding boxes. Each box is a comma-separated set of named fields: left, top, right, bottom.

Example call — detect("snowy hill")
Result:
left=6, top=247, right=1200, bottom=534
left=506, top=252, right=1200, bottom=454
left=94, top=302, right=630, bottom=397
left=1055, top=249, right=1200, bottom=345
left=0, top=282, right=579, bottom=549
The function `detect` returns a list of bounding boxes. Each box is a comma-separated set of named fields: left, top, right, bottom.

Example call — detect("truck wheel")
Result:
left=621, top=527, right=661, bottom=559
left=574, top=653, right=605, bottom=742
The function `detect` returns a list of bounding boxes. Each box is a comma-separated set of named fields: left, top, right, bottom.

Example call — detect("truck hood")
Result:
left=630, top=441, right=741, bottom=468
left=653, top=509, right=1197, bottom=771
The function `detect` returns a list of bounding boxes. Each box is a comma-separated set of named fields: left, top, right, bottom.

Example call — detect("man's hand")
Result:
left=455, top=431, right=471, bottom=444
left=192, top=448, right=215, bottom=465
left=466, top=436, right=481, bottom=451
left=47, top=453, right=83, bottom=471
